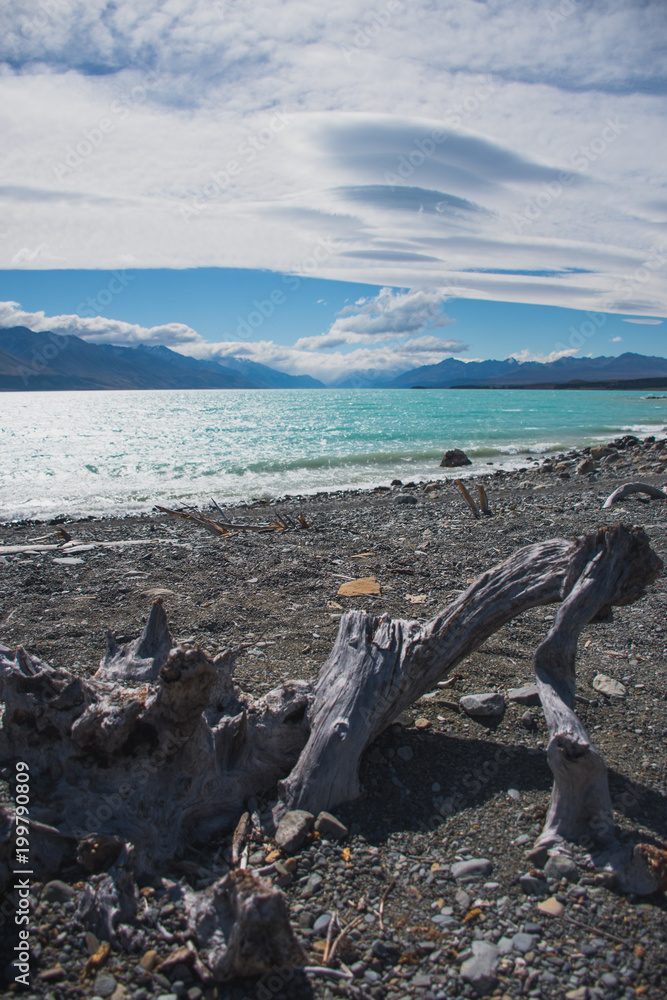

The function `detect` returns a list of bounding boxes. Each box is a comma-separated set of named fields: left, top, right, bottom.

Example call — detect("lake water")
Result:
left=1, top=388, right=666, bottom=520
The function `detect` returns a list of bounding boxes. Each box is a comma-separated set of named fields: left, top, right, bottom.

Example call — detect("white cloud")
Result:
left=620, top=318, right=663, bottom=325
left=0, top=1, right=666, bottom=316
left=295, top=286, right=461, bottom=350
left=0, top=300, right=203, bottom=347
left=610, top=335, right=623, bottom=342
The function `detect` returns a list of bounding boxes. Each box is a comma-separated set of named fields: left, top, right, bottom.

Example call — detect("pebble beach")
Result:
left=1, top=433, right=667, bottom=1000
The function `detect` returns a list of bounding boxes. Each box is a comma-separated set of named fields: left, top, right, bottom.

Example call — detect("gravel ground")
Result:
left=1, top=434, right=666, bottom=1000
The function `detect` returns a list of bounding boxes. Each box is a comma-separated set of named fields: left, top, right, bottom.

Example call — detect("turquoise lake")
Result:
left=1, top=388, right=666, bottom=520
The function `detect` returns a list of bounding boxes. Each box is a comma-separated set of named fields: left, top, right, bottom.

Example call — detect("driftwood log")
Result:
left=603, top=482, right=667, bottom=509
left=0, top=524, right=664, bottom=909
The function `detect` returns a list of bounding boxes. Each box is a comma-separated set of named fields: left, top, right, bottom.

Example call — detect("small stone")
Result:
left=593, top=674, right=627, bottom=699
left=314, top=811, right=348, bottom=840
left=591, top=446, right=612, bottom=460
left=521, top=710, right=537, bottom=729
left=576, top=459, right=596, bottom=474
left=41, top=880, right=75, bottom=903
left=460, top=940, right=499, bottom=995
left=140, top=950, right=159, bottom=971
left=303, top=873, right=324, bottom=897
left=394, top=493, right=418, bottom=504
left=565, top=988, right=589, bottom=1000
left=507, top=684, right=541, bottom=706
left=520, top=874, right=548, bottom=896
left=85, top=931, right=100, bottom=955
left=441, top=448, right=472, bottom=467
left=451, top=858, right=493, bottom=882
left=511, top=932, right=535, bottom=953
left=396, top=746, right=413, bottom=761
left=460, top=692, right=504, bottom=717
left=39, top=965, right=66, bottom=983
left=537, top=896, right=565, bottom=917
left=507, top=788, right=520, bottom=801
left=313, top=913, right=332, bottom=935
left=94, top=973, right=118, bottom=998
left=544, top=853, right=579, bottom=883
left=415, top=717, right=431, bottom=729
left=274, top=809, right=314, bottom=852
left=455, top=888, right=472, bottom=909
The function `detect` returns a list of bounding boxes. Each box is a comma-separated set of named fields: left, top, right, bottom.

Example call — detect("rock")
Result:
left=455, top=888, right=472, bottom=909
left=537, top=896, right=565, bottom=917
left=512, top=932, right=535, bottom=953
left=544, top=853, right=579, bottom=882
left=451, top=858, right=493, bottom=882
left=93, top=973, right=118, bottom=998
left=396, top=746, right=413, bottom=761
left=140, top=950, right=159, bottom=971
left=576, top=458, right=596, bottom=474
left=414, top=717, right=431, bottom=729
left=275, top=810, right=314, bottom=852
left=565, top=988, right=589, bottom=1000
left=41, top=879, right=75, bottom=903
left=460, top=940, right=499, bottom=995
left=393, top=493, right=418, bottom=505
left=507, top=683, right=541, bottom=707
left=302, top=872, right=324, bottom=897
left=593, top=673, right=627, bottom=699
left=440, top=448, right=472, bottom=468
left=520, top=874, right=548, bottom=896
left=314, top=811, right=348, bottom=840
left=591, top=446, right=612, bottom=460
left=39, top=965, right=66, bottom=983
left=313, top=913, right=332, bottom=935
left=338, top=576, right=381, bottom=596
left=521, top=710, right=537, bottom=729
left=460, top=692, right=504, bottom=717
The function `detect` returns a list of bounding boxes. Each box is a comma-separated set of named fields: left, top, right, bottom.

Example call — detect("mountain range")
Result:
left=1, top=326, right=667, bottom=391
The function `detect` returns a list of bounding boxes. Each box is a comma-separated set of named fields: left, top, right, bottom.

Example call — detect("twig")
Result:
left=302, top=966, right=353, bottom=981
left=455, top=479, right=480, bottom=519
left=322, top=909, right=338, bottom=965
left=379, top=877, right=397, bottom=931
left=566, top=915, right=628, bottom=947
left=326, top=913, right=365, bottom=966
left=477, top=484, right=491, bottom=515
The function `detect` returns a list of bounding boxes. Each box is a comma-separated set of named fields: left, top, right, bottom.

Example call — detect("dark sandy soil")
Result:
left=1, top=435, right=666, bottom=1000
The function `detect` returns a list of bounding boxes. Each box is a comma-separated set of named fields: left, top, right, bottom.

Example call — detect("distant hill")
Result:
left=388, top=352, right=667, bottom=388
left=0, top=328, right=325, bottom=391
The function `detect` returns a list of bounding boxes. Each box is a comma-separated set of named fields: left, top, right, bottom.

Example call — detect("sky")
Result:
left=1, top=0, right=666, bottom=383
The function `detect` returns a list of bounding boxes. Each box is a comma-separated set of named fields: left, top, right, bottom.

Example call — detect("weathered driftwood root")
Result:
left=603, top=482, right=667, bottom=509
left=0, top=525, right=663, bottom=897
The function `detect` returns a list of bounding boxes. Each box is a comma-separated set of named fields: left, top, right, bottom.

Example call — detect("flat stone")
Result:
left=460, top=940, right=499, bottom=995
left=274, top=809, right=314, bottom=852
left=139, top=950, right=159, bottom=971
left=314, top=811, right=348, bottom=840
left=512, top=932, right=535, bottom=953
left=537, top=896, right=565, bottom=917
left=302, top=872, right=324, bottom=897
left=544, top=853, right=579, bottom=883
left=507, top=684, right=541, bottom=707
left=94, top=974, right=118, bottom=998
left=313, top=913, right=332, bottom=935
left=393, top=493, right=418, bottom=504
left=39, top=965, right=65, bottom=983
left=451, top=858, right=493, bottom=882
left=41, top=879, right=75, bottom=903
left=593, top=673, right=627, bottom=699
left=460, top=692, right=504, bottom=717
left=455, top=888, right=472, bottom=909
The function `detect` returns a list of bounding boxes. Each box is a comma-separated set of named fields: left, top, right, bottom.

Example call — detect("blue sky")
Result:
left=0, top=0, right=665, bottom=382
